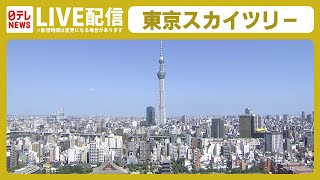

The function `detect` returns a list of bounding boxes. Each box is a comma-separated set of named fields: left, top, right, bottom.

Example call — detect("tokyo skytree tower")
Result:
left=157, top=40, right=166, bottom=125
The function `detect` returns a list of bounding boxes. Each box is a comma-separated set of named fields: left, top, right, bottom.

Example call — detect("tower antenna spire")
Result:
left=160, top=40, right=163, bottom=57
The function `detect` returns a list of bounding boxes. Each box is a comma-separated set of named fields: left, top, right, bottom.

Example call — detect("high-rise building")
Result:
left=239, top=114, right=254, bottom=138
left=32, top=141, right=43, bottom=158
left=254, top=115, right=263, bottom=130
left=211, top=118, right=225, bottom=138
left=221, top=145, right=231, bottom=159
left=139, top=141, right=151, bottom=162
left=88, top=142, right=99, bottom=164
left=307, top=114, right=313, bottom=123
left=195, top=126, right=202, bottom=138
left=240, top=111, right=265, bottom=138
left=9, top=146, right=19, bottom=169
left=305, top=136, right=314, bottom=150
left=178, top=145, right=187, bottom=159
left=283, top=114, right=289, bottom=123
left=302, top=111, right=306, bottom=119
left=146, top=106, right=156, bottom=126
left=264, top=131, right=284, bottom=154
left=313, top=111, right=314, bottom=122
left=181, top=115, right=188, bottom=123
left=284, top=138, right=291, bottom=152
left=57, top=108, right=64, bottom=121
left=240, top=108, right=265, bottom=138
left=49, top=145, right=60, bottom=162
left=168, top=143, right=178, bottom=160
left=283, top=130, right=292, bottom=139
left=49, top=114, right=57, bottom=121
left=157, top=40, right=166, bottom=125
left=186, top=134, right=192, bottom=146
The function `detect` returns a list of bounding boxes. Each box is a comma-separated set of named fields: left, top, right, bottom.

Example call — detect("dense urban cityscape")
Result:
left=6, top=41, right=314, bottom=174
left=6, top=108, right=315, bottom=174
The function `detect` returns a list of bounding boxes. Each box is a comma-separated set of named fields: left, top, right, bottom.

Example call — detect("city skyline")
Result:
left=7, top=40, right=314, bottom=116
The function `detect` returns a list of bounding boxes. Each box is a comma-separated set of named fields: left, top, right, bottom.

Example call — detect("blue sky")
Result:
left=7, top=40, right=313, bottom=116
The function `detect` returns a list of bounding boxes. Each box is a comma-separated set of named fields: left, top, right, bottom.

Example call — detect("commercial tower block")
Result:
left=57, top=108, right=64, bottom=121
left=146, top=106, right=156, bottom=126
left=264, top=131, right=284, bottom=154
left=211, top=119, right=225, bottom=138
left=239, top=114, right=253, bottom=138
left=302, top=111, right=306, bottom=120
left=239, top=107, right=267, bottom=138
left=157, top=40, right=166, bottom=125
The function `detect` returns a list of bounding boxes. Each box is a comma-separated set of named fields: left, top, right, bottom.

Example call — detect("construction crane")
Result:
left=43, top=157, right=51, bottom=174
